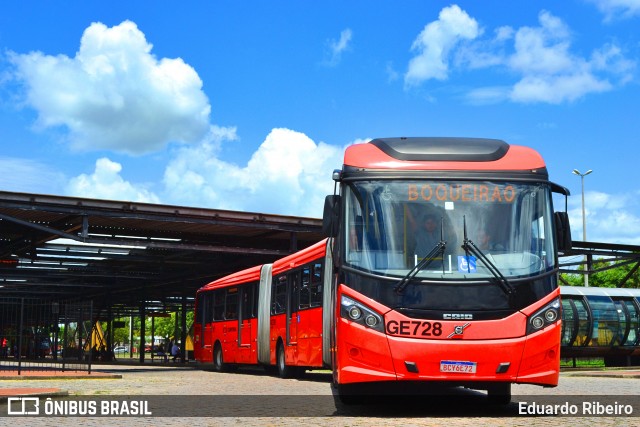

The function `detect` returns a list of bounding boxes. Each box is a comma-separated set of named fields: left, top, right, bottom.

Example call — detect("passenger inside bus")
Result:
left=414, top=214, right=440, bottom=258
left=475, top=229, right=504, bottom=252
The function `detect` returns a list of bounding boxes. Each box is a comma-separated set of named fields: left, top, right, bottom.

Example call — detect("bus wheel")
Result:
left=276, top=343, right=293, bottom=379
left=335, top=384, right=365, bottom=405
left=213, top=343, right=226, bottom=372
left=487, top=383, right=511, bottom=405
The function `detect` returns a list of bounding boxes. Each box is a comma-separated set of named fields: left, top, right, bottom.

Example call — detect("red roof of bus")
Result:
left=344, top=143, right=545, bottom=171
left=271, top=239, right=328, bottom=276
left=198, top=264, right=262, bottom=293
left=197, top=238, right=328, bottom=292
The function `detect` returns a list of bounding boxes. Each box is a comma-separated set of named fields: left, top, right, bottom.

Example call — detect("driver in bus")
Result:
left=476, top=229, right=504, bottom=252
left=414, top=214, right=440, bottom=257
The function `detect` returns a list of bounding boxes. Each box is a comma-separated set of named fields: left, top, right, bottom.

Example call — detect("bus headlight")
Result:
left=348, top=306, right=362, bottom=320
left=526, top=297, right=561, bottom=335
left=341, top=295, right=384, bottom=333
left=531, top=317, right=545, bottom=329
left=365, top=315, right=379, bottom=327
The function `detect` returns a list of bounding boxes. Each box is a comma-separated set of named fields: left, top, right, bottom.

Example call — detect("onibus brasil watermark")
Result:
left=7, top=397, right=151, bottom=416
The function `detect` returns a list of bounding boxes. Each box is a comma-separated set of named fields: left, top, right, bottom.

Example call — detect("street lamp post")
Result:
left=572, top=169, right=592, bottom=287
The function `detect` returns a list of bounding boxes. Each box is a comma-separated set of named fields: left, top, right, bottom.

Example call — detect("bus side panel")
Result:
left=251, top=317, right=260, bottom=363
left=334, top=284, right=396, bottom=384
left=335, top=315, right=397, bottom=384
left=236, top=317, right=258, bottom=364
left=220, top=320, right=238, bottom=364
left=270, top=313, right=288, bottom=364
left=517, top=322, right=561, bottom=386
left=296, top=307, right=323, bottom=367
left=193, top=323, right=204, bottom=362
left=202, top=322, right=214, bottom=363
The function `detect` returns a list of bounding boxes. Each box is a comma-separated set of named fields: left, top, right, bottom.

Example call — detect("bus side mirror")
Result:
left=322, top=195, right=341, bottom=237
left=554, top=212, right=572, bottom=252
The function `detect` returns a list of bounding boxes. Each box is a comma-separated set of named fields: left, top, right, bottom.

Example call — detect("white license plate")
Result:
left=440, top=360, right=477, bottom=373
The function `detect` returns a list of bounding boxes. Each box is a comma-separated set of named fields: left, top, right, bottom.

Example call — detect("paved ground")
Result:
left=1, top=362, right=639, bottom=426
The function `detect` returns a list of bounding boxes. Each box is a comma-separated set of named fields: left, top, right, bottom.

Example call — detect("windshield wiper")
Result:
left=395, top=218, right=446, bottom=295
left=461, top=216, right=516, bottom=303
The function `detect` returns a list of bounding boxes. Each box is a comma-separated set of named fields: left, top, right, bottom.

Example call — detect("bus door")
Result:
left=237, top=283, right=256, bottom=363
left=198, top=292, right=213, bottom=362
left=296, top=262, right=324, bottom=367
left=222, top=288, right=239, bottom=363
left=287, top=271, right=299, bottom=347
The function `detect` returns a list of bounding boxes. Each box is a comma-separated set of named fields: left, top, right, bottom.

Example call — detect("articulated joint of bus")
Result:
left=335, top=285, right=561, bottom=390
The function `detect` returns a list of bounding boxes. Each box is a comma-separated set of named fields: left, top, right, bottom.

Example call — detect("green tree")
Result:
left=560, top=259, right=640, bottom=288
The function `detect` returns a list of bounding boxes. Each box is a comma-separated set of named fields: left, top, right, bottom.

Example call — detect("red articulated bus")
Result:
left=193, top=239, right=330, bottom=377
left=194, top=137, right=572, bottom=404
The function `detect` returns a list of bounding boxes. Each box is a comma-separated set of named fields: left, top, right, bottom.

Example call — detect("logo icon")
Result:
left=8, top=397, right=40, bottom=415
left=447, top=322, right=471, bottom=339
left=457, top=256, right=477, bottom=273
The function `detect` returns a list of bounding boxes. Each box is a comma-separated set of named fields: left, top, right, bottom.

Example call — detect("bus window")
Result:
left=197, top=293, right=206, bottom=325
left=310, top=262, right=323, bottom=308
left=299, top=267, right=311, bottom=309
left=225, top=288, right=239, bottom=320
left=272, top=275, right=287, bottom=315
left=241, top=283, right=257, bottom=319
left=213, top=290, right=225, bottom=321
left=289, top=271, right=300, bottom=315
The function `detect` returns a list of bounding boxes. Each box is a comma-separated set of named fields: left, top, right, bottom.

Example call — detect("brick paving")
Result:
left=0, top=363, right=638, bottom=426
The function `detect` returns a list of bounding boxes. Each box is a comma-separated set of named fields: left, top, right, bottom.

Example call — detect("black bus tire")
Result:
left=277, top=342, right=293, bottom=379
left=213, top=343, right=225, bottom=372
left=487, top=383, right=511, bottom=405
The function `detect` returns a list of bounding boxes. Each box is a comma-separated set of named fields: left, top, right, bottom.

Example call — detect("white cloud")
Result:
left=408, top=7, right=635, bottom=104
left=505, top=11, right=626, bottom=103
left=162, top=127, right=346, bottom=217
left=324, top=29, right=353, bottom=66
left=465, top=86, right=510, bottom=105
left=404, top=4, right=480, bottom=85
left=510, top=73, right=612, bottom=103
left=9, top=20, right=210, bottom=155
left=587, top=0, right=640, bottom=21
left=508, top=12, right=573, bottom=75
left=568, top=190, right=640, bottom=245
left=66, top=157, right=160, bottom=203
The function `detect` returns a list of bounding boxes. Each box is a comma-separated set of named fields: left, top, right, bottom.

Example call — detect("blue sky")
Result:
left=0, top=1, right=639, bottom=244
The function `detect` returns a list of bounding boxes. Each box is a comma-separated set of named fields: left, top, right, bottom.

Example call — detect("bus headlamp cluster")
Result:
left=340, top=295, right=384, bottom=333
left=527, top=298, right=561, bottom=335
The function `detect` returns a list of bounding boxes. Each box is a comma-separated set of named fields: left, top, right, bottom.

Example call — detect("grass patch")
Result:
left=561, top=357, right=605, bottom=368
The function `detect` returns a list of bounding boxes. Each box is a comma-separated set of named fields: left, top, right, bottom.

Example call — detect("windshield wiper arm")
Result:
left=461, top=216, right=516, bottom=302
left=395, top=241, right=446, bottom=294
left=395, top=218, right=446, bottom=295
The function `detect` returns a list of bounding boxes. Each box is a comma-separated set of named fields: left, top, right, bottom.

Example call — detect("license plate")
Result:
left=440, top=360, right=477, bottom=373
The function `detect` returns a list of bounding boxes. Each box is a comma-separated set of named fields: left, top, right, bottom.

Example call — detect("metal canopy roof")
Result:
left=0, top=191, right=324, bottom=316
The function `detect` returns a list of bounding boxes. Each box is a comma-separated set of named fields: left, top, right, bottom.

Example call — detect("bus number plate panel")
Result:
left=439, top=360, right=476, bottom=374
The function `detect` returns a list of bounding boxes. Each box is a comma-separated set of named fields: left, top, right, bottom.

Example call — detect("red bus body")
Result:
left=194, top=240, right=328, bottom=376
left=194, top=137, right=569, bottom=403
left=327, top=138, right=568, bottom=402
left=335, top=285, right=561, bottom=386
left=194, top=265, right=262, bottom=366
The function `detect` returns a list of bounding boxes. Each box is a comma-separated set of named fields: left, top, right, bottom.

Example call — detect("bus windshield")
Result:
left=343, top=180, right=556, bottom=280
